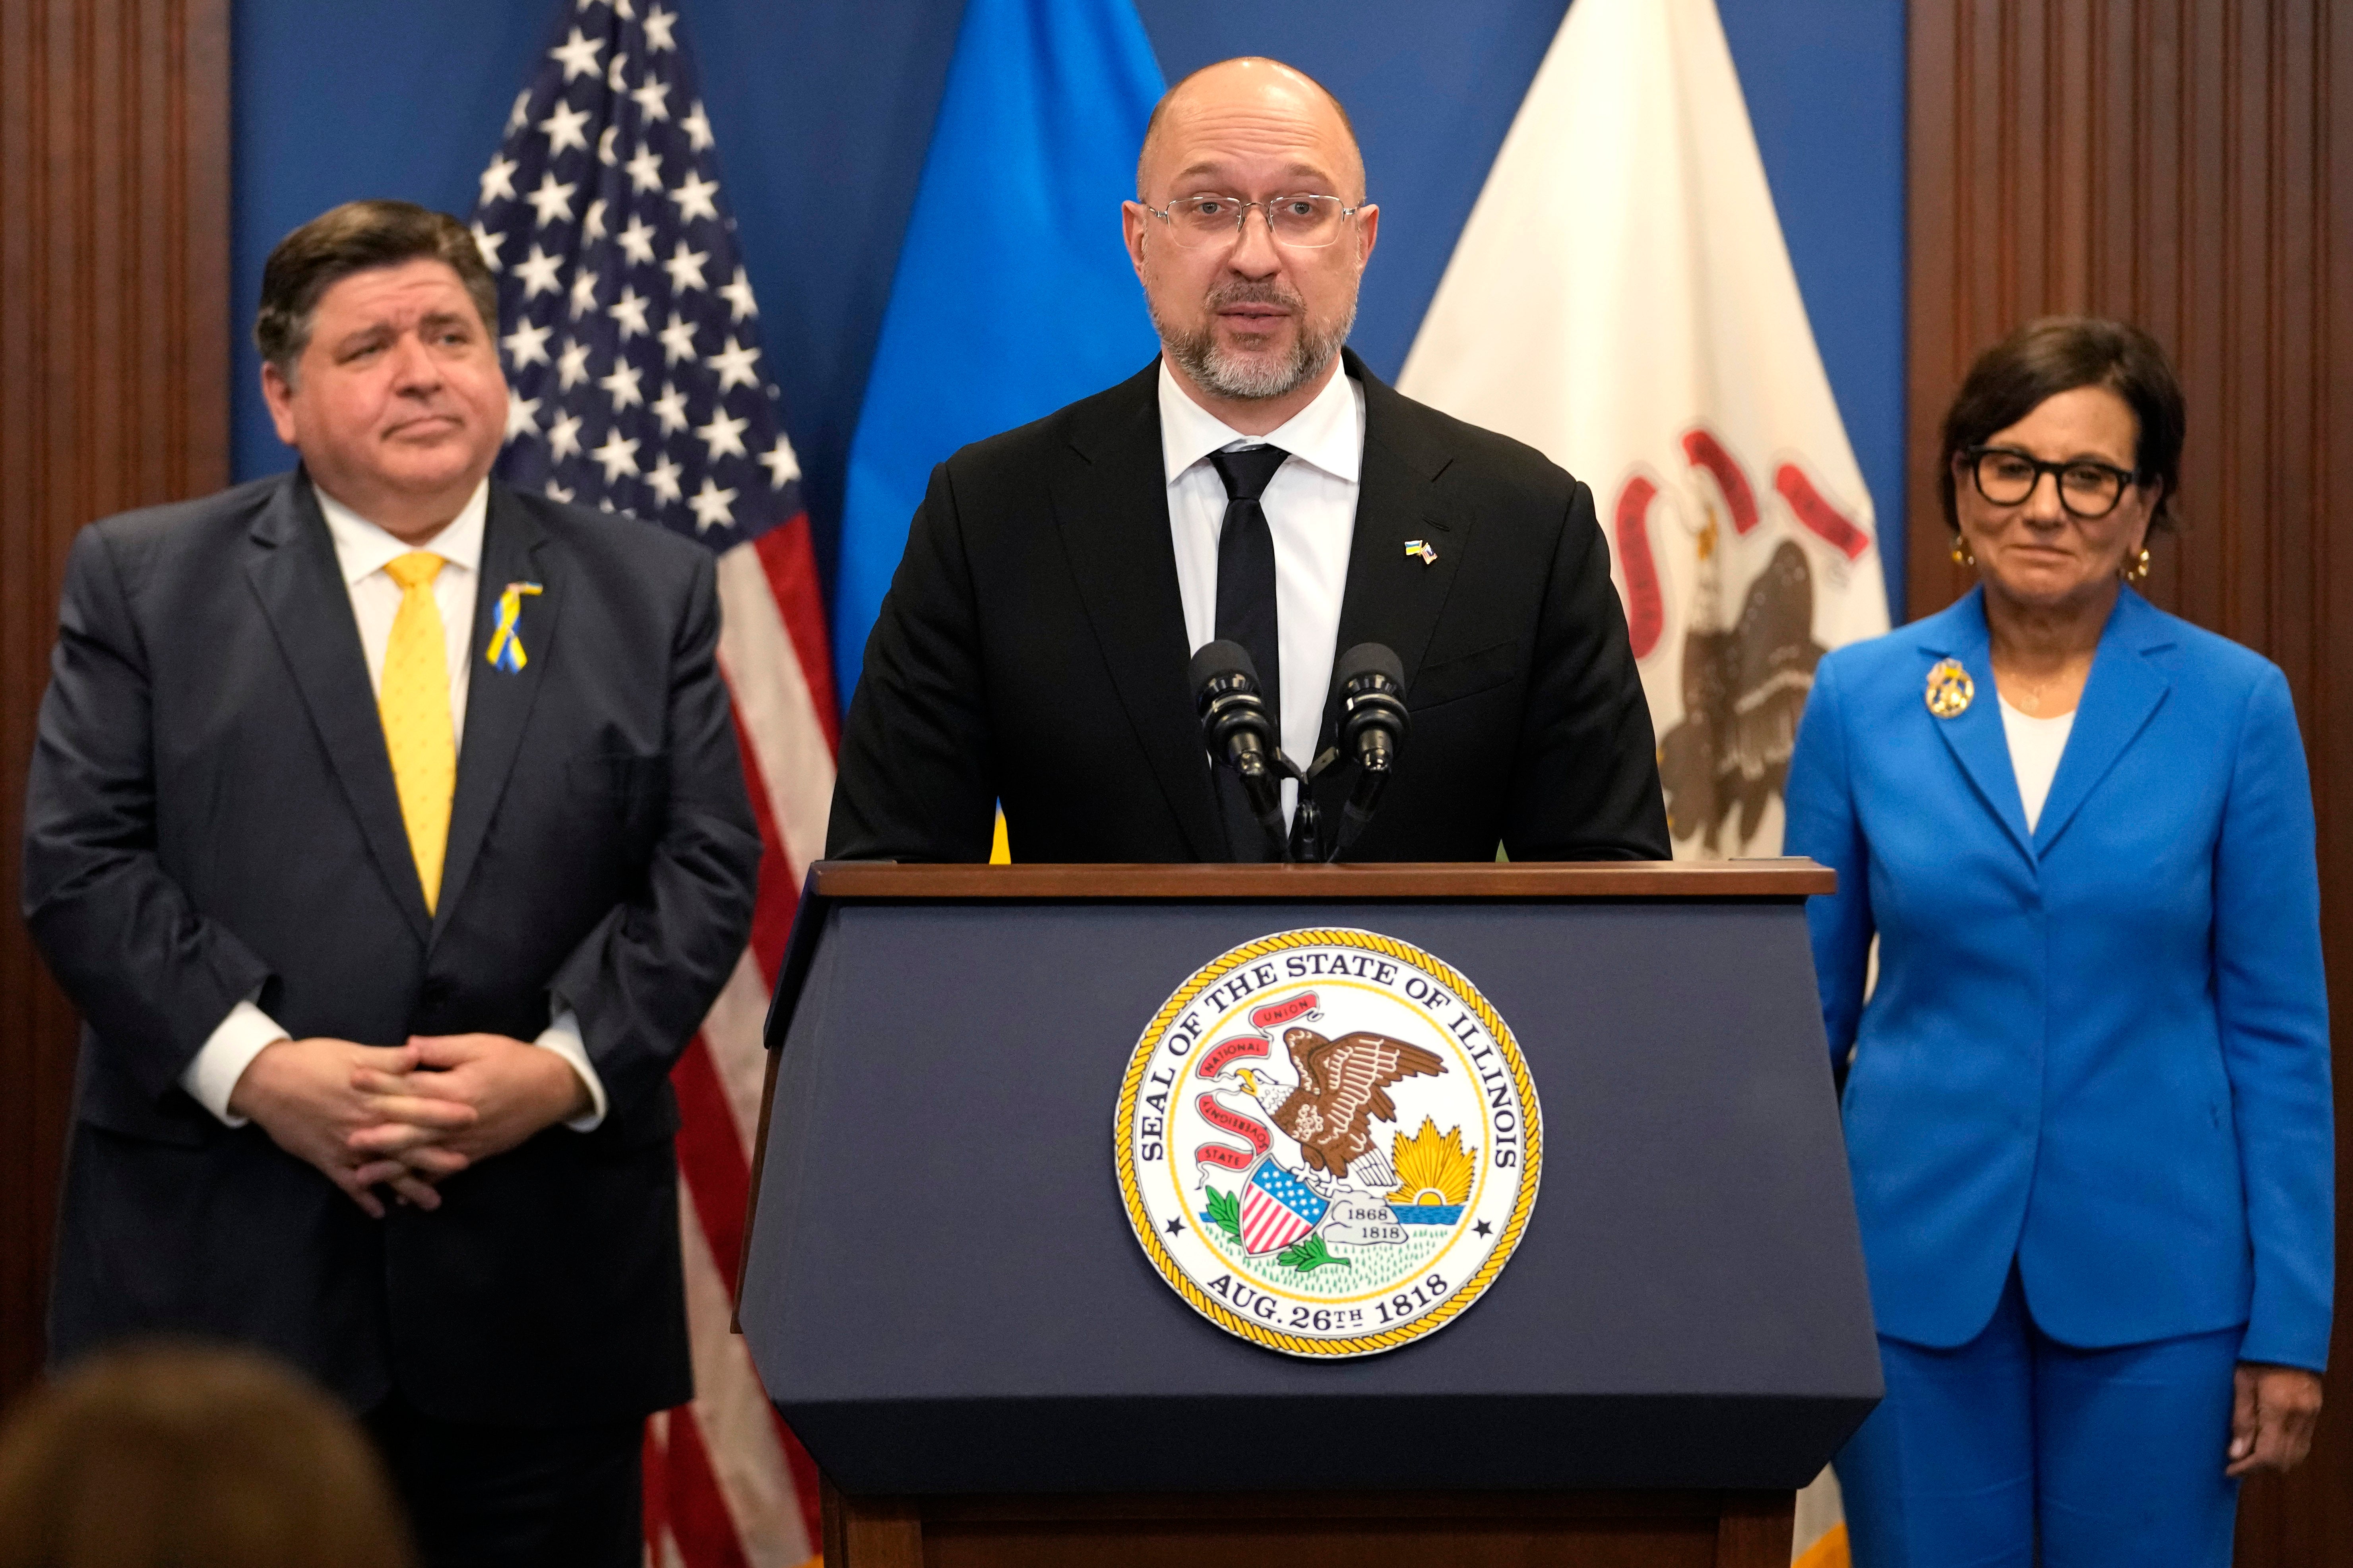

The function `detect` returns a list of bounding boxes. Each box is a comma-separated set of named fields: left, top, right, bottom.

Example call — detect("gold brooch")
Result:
left=1404, top=539, right=1438, bottom=566
left=1925, top=657, right=1974, bottom=718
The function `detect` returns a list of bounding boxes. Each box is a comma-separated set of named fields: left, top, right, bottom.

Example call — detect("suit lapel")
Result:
left=244, top=472, right=432, bottom=941
left=1920, top=590, right=2036, bottom=866
left=434, top=486, right=556, bottom=941
left=1051, top=361, right=1226, bottom=860
left=1329, top=352, right=1461, bottom=748
left=2033, top=588, right=2172, bottom=856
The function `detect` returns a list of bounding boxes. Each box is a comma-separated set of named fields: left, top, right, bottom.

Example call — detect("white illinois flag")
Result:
left=1399, top=0, right=1888, bottom=874
left=1397, top=0, right=1875, bottom=1561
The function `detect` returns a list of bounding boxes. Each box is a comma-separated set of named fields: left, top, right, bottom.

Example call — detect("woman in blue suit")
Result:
left=1785, top=318, right=2331, bottom=1566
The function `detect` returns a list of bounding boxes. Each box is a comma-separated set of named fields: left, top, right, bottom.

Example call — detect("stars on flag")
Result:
left=626, top=143, right=665, bottom=194
left=663, top=240, right=709, bottom=293
left=473, top=0, right=804, bottom=551
left=600, top=358, right=644, bottom=412
left=539, top=98, right=592, bottom=156
left=589, top=428, right=642, bottom=482
left=668, top=171, right=719, bottom=225
left=687, top=476, right=737, bottom=532
left=695, top=408, right=748, bottom=461
left=525, top=171, right=577, bottom=227
left=657, top=313, right=699, bottom=366
left=630, top=75, right=672, bottom=124
left=718, top=266, right=756, bottom=322
left=549, top=410, right=585, bottom=463
left=556, top=336, right=593, bottom=390
left=707, top=335, right=760, bottom=393
left=502, top=318, right=553, bottom=369
left=616, top=214, right=657, bottom=265
left=647, top=452, right=684, bottom=504
left=549, top=28, right=604, bottom=82
left=758, top=435, right=799, bottom=490
left=479, top=154, right=519, bottom=206
left=608, top=285, right=651, bottom=339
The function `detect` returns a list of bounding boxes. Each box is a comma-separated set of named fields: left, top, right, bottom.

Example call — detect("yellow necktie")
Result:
left=380, top=552, right=455, bottom=912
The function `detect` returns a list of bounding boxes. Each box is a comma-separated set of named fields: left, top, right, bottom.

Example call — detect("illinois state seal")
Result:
left=1114, top=927, right=1541, bottom=1357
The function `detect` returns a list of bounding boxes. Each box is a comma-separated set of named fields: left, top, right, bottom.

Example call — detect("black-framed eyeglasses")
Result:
left=1964, top=445, right=2143, bottom=519
left=1143, top=193, right=1366, bottom=250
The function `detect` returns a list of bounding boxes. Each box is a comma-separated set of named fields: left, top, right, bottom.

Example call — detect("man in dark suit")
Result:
left=21, top=201, right=759, bottom=1567
left=828, top=58, right=1667, bottom=863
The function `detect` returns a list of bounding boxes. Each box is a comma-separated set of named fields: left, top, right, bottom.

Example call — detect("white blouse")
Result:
left=1998, top=695, right=2076, bottom=833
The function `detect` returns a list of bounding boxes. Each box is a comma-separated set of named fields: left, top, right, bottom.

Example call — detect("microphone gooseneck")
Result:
left=1189, top=640, right=1290, bottom=860
left=1330, top=643, right=1410, bottom=861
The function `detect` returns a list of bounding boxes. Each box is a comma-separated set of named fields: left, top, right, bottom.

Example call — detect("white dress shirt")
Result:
left=179, top=479, right=607, bottom=1130
left=1998, top=695, right=2076, bottom=834
left=1159, top=358, right=1365, bottom=822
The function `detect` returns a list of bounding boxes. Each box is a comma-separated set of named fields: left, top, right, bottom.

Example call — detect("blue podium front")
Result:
left=739, top=861, right=1879, bottom=1502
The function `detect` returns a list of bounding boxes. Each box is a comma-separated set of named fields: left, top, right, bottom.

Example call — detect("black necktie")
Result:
left=1209, top=443, right=1290, bottom=859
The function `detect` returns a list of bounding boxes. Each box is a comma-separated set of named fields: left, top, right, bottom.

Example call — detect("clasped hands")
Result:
left=227, top=1033, right=592, bottom=1217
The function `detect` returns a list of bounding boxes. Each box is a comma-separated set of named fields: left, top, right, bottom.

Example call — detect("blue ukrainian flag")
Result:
left=828, top=0, right=1167, bottom=705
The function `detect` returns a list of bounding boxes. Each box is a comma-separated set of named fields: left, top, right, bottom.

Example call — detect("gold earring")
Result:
left=2121, top=548, right=2151, bottom=581
left=1951, top=538, right=1977, bottom=567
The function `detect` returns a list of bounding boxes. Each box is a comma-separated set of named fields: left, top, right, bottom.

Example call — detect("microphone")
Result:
left=1189, top=640, right=1289, bottom=859
left=1330, top=643, right=1409, bottom=860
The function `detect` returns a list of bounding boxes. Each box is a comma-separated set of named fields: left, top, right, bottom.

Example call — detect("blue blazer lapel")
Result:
left=1921, top=589, right=2036, bottom=865
left=2034, top=588, right=2173, bottom=855
left=434, top=486, right=556, bottom=942
left=244, top=471, right=433, bottom=941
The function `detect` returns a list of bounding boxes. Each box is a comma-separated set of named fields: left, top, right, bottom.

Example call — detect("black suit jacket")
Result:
left=828, top=351, right=1668, bottom=862
left=21, top=471, right=760, bottom=1423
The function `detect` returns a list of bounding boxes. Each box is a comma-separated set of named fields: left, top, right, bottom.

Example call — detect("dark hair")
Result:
left=0, top=1340, right=415, bottom=1568
left=255, top=199, right=498, bottom=379
left=1938, top=316, right=2186, bottom=534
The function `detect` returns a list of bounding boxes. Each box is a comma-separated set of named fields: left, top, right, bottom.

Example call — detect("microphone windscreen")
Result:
left=1188, top=638, right=1262, bottom=696
left=1335, top=642, right=1405, bottom=691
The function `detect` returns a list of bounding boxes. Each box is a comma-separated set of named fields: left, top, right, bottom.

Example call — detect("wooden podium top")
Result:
left=806, top=858, right=1834, bottom=900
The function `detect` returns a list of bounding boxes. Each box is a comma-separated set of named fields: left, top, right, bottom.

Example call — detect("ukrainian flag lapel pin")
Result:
left=485, top=582, right=544, bottom=673
left=1925, top=657, right=1974, bottom=718
left=1405, top=539, right=1438, bottom=566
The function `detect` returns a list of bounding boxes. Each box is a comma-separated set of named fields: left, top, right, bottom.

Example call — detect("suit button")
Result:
left=419, top=978, right=452, bottom=1006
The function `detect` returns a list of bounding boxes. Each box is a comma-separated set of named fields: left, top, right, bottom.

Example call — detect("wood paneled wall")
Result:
left=0, top=0, right=229, bottom=1398
left=1909, top=0, right=2353, bottom=1558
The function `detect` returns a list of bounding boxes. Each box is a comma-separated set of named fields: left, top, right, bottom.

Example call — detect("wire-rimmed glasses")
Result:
left=1143, top=193, right=1365, bottom=250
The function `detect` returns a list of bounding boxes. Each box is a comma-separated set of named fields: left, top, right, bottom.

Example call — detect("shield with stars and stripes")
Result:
left=1237, top=1159, right=1331, bottom=1256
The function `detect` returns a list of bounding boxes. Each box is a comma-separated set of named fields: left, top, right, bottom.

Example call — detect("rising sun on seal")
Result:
left=1114, top=927, right=1543, bottom=1358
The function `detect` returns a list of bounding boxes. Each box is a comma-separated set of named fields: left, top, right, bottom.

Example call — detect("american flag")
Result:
left=469, top=4, right=833, bottom=1564
left=1239, top=1160, right=1330, bottom=1256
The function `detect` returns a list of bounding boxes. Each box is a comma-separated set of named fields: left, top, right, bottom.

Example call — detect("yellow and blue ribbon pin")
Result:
left=485, top=581, right=544, bottom=672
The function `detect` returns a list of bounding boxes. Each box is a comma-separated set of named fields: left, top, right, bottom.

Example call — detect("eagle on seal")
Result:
left=1228, top=1026, right=1446, bottom=1192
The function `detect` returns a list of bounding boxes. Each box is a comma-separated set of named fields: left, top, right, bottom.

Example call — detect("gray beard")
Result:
left=1153, top=287, right=1357, bottom=402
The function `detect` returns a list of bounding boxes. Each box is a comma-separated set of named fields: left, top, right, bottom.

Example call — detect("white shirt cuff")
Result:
left=180, top=999, right=291, bottom=1127
left=534, top=1008, right=607, bottom=1131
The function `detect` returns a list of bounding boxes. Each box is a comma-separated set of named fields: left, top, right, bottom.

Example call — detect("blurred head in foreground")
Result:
left=0, top=1341, right=414, bottom=1568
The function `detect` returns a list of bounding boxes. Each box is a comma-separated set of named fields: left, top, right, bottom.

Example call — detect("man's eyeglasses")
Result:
left=1144, top=193, right=1365, bottom=250
left=1964, top=446, right=2143, bottom=519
